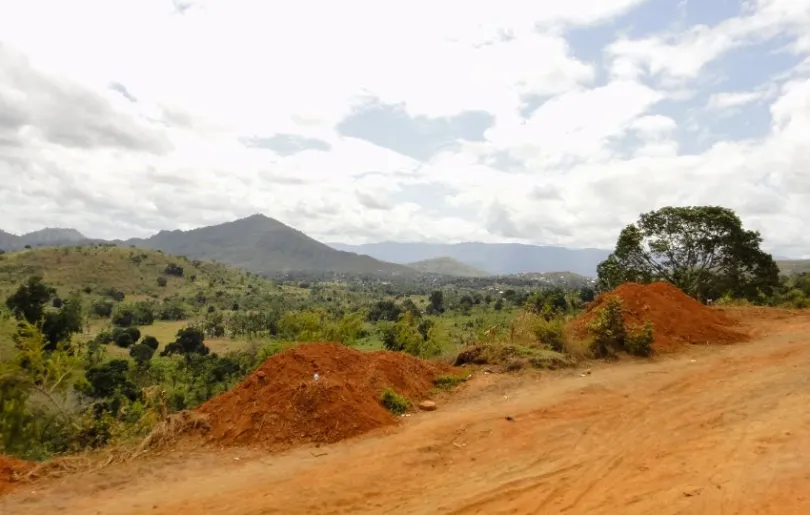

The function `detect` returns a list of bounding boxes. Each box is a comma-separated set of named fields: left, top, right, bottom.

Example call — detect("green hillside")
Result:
left=0, top=245, right=267, bottom=300
left=407, top=257, right=489, bottom=277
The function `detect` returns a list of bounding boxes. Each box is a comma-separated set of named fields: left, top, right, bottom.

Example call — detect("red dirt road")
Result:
left=4, top=309, right=810, bottom=514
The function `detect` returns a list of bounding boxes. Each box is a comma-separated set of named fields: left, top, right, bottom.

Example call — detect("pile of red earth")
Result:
left=0, top=455, right=33, bottom=495
left=572, top=282, right=749, bottom=352
left=197, top=343, right=444, bottom=449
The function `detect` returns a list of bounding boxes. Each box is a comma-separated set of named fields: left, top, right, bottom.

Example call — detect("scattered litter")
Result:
left=313, top=373, right=320, bottom=381
left=310, top=451, right=328, bottom=458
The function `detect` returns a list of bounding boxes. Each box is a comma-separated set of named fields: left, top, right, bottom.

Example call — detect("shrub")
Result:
left=103, top=288, right=125, bottom=301
left=129, top=343, right=156, bottom=366
left=587, top=296, right=625, bottom=358
left=587, top=297, right=654, bottom=358
left=380, top=387, right=410, bottom=415
left=164, top=263, right=184, bottom=277
left=52, top=297, right=63, bottom=308
left=114, top=332, right=134, bottom=348
left=141, top=336, right=159, bottom=350
left=92, top=300, right=114, bottom=318
left=157, top=277, right=168, bottom=287
left=625, top=321, right=654, bottom=357
left=530, top=317, right=567, bottom=353
left=112, top=306, right=134, bottom=327
left=433, top=374, right=468, bottom=391
left=95, top=330, right=114, bottom=344
left=123, top=326, right=141, bottom=343
left=158, top=301, right=186, bottom=321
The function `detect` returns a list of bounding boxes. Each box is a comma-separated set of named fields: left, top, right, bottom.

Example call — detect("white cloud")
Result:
left=607, top=0, right=810, bottom=83
left=707, top=91, right=767, bottom=109
left=1, top=0, right=810, bottom=258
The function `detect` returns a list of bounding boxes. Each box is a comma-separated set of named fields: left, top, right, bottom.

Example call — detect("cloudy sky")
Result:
left=1, top=0, right=810, bottom=256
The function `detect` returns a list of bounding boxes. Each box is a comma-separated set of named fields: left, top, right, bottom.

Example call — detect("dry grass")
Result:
left=0, top=245, right=275, bottom=300
left=83, top=319, right=250, bottom=357
left=135, top=411, right=211, bottom=453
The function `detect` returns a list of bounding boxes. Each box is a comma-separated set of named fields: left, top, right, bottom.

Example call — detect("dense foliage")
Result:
left=597, top=206, right=780, bottom=302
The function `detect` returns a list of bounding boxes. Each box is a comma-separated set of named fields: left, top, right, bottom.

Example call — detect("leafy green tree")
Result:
left=580, top=286, right=596, bottom=303
left=5, top=276, right=55, bottom=324
left=161, top=327, right=210, bottom=362
left=129, top=343, right=156, bottom=367
left=141, top=336, right=159, bottom=350
left=123, top=326, right=141, bottom=343
left=401, top=298, right=421, bottom=318
left=114, top=332, right=134, bottom=348
left=41, top=294, right=83, bottom=350
left=2, top=323, right=83, bottom=451
left=367, top=300, right=403, bottom=322
left=92, top=300, right=114, bottom=318
left=427, top=290, right=445, bottom=315
left=597, top=206, right=780, bottom=301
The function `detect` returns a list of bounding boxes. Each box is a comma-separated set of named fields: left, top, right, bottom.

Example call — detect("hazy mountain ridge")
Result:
left=0, top=228, right=89, bottom=250
left=329, top=242, right=612, bottom=277
left=406, top=257, right=490, bottom=277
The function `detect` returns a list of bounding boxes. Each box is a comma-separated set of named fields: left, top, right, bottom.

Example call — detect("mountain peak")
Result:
left=24, top=227, right=86, bottom=239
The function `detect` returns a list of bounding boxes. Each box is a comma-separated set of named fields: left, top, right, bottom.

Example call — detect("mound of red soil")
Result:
left=572, top=282, right=749, bottom=352
left=197, top=343, right=445, bottom=449
left=0, top=455, right=33, bottom=495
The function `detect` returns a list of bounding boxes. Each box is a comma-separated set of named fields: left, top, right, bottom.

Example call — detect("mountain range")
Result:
left=0, top=228, right=87, bottom=250
left=2, top=215, right=807, bottom=278
left=329, top=242, right=611, bottom=277
left=406, top=257, right=490, bottom=277
left=119, top=215, right=413, bottom=276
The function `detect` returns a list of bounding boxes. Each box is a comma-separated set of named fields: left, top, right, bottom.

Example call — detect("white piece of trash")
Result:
left=313, top=373, right=320, bottom=381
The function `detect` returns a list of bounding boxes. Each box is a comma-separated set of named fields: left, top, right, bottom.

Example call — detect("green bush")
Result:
left=92, top=300, right=114, bottom=318
left=587, top=296, right=654, bottom=358
left=587, top=296, right=625, bottom=358
left=380, top=387, right=410, bottom=415
left=625, top=321, right=654, bottom=357
left=141, top=336, right=159, bottom=350
left=531, top=317, right=567, bottom=352
left=114, top=332, right=134, bottom=348
left=433, top=374, right=468, bottom=390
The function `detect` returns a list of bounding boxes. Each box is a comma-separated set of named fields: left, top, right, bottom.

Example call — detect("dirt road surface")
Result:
left=4, top=309, right=810, bottom=514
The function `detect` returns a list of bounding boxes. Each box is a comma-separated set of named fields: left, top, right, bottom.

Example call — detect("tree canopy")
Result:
left=597, top=206, right=780, bottom=301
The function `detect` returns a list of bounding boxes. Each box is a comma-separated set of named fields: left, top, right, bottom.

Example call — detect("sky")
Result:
left=1, top=0, right=810, bottom=256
